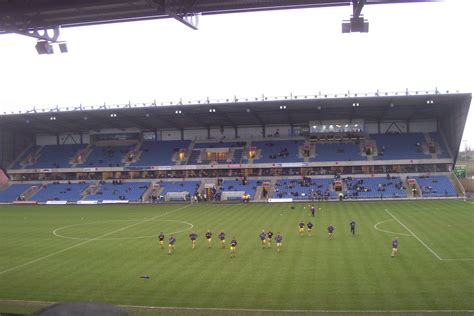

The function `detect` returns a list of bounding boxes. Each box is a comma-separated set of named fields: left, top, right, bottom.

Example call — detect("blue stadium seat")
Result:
left=312, top=143, right=363, bottom=162
left=372, top=133, right=430, bottom=160
left=132, top=140, right=191, bottom=166
left=250, top=140, right=304, bottom=163
left=31, top=182, right=90, bottom=202
left=414, top=176, right=457, bottom=197
left=85, top=182, right=150, bottom=201
left=0, top=184, right=35, bottom=202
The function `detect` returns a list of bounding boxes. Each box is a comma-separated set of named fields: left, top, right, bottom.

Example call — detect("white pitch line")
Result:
left=440, top=258, right=474, bottom=261
left=1, top=299, right=474, bottom=314
left=53, top=219, right=194, bottom=241
left=385, top=209, right=442, bottom=261
left=373, top=219, right=411, bottom=237
left=0, top=204, right=191, bottom=276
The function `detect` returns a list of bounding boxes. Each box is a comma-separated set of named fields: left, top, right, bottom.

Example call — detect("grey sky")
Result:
left=0, top=0, right=472, bottom=149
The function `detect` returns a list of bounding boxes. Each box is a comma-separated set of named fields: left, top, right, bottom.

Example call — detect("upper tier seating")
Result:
left=187, top=150, right=202, bottom=165
left=372, top=133, right=430, bottom=160
left=231, top=148, right=243, bottom=163
left=0, top=183, right=34, bottom=202
left=80, top=145, right=131, bottom=167
left=13, top=146, right=40, bottom=169
left=32, top=144, right=86, bottom=169
left=414, top=175, right=457, bottom=197
left=428, top=133, right=451, bottom=158
left=343, top=177, right=407, bottom=199
left=251, top=140, right=305, bottom=163
left=132, top=140, right=191, bottom=166
left=312, top=143, right=363, bottom=162
left=84, top=182, right=150, bottom=201
left=31, top=182, right=90, bottom=202
left=273, top=178, right=334, bottom=200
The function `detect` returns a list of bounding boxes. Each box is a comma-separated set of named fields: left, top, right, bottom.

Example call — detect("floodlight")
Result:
left=36, top=40, right=53, bottom=54
left=59, top=42, right=68, bottom=53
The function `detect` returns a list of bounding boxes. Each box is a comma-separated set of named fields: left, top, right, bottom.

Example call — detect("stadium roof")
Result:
left=0, top=0, right=438, bottom=34
left=0, top=91, right=470, bottom=134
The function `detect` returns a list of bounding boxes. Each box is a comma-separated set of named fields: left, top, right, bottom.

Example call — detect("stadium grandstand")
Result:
left=0, top=91, right=470, bottom=204
left=1, top=1, right=473, bottom=315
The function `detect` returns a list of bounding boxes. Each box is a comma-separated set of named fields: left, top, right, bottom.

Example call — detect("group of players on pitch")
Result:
left=157, top=204, right=399, bottom=258
left=158, top=230, right=239, bottom=257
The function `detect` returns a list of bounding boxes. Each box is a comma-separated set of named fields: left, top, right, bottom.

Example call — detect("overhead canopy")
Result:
left=0, top=0, right=438, bottom=33
left=0, top=92, right=470, bottom=134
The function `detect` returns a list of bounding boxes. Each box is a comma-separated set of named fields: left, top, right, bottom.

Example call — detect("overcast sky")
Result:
left=0, top=0, right=472, bottom=149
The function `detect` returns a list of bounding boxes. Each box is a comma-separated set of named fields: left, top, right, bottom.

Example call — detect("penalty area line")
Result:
left=1, top=299, right=474, bottom=314
left=0, top=204, right=192, bottom=276
left=384, top=209, right=443, bottom=261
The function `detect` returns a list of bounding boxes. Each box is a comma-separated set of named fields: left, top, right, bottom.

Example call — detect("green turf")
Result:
left=0, top=200, right=473, bottom=314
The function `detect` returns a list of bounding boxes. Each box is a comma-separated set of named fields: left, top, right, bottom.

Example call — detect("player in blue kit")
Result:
left=391, top=237, right=399, bottom=257
left=205, top=229, right=213, bottom=248
left=259, top=230, right=267, bottom=248
left=307, top=221, right=314, bottom=236
left=189, top=231, right=198, bottom=249
left=158, top=232, right=165, bottom=249
left=350, top=220, right=356, bottom=236
left=218, top=231, right=225, bottom=249
left=168, top=235, right=176, bottom=254
left=275, top=232, right=283, bottom=252
left=230, top=238, right=237, bottom=258
left=267, top=230, right=274, bottom=248
left=328, top=224, right=335, bottom=240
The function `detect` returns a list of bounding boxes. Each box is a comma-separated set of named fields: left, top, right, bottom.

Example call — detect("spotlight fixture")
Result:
left=342, top=16, right=369, bottom=33
left=58, top=42, right=68, bottom=53
left=35, top=40, right=54, bottom=55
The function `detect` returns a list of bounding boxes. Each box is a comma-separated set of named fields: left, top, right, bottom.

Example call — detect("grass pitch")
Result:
left=0, top=200, right=473, bottom=314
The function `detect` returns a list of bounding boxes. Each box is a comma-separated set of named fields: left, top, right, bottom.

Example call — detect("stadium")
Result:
left=0, top=1, right=473, bottom=315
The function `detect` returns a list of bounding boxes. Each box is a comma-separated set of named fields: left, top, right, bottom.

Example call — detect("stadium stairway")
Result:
left=405, top=178, right=422, bottom=197
left=20, top=146, right=44, bottom=169
left=7, top=144, right=34, bottom=169
left=80, top=183, right=100, bottom=200
left=122, top=141, right=143, bottom=166
left=450, top=173, right=466, bottom=197
left=423, top=133, right=439, bottom=159
left=0, top=169, right=8, bottom=188
left=141, top=182, right=159, bottom=202
left=440, top=131, right=454, bottom=158
left=253, top=184, right=264, bottom=200
left=178, top=141, right=194, bottom=165
left=23, top=184, right=42, bottom=200
left=70, top=144, right=92, bottom=168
